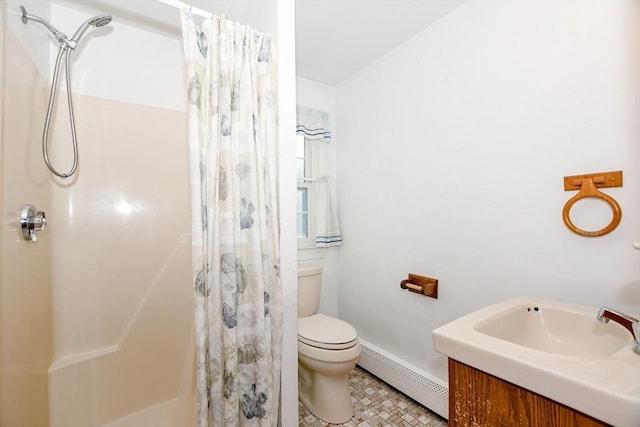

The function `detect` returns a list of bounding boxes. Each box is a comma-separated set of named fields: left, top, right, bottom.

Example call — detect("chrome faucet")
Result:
left=597, top=306, right=640, bottom=355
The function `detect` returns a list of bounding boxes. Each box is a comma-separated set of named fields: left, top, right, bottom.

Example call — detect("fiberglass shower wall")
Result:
left=2, top=1, right=196, bottom=425
left=1, top=1, right=54, bottom=425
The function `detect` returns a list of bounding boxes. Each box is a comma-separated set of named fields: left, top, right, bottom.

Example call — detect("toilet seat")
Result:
left=298, top=313, right=358, bottom=350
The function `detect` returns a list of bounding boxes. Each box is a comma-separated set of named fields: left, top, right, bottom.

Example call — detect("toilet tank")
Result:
left=297, top=266, right=322, bottom=317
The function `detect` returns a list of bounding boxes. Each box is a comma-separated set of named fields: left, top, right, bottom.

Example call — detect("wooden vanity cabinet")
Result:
left=447, top=359, right=611, bottom=427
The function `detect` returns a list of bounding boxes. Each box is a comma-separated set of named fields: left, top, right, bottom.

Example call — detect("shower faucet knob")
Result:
left=20, top=204, right=47, bottom=243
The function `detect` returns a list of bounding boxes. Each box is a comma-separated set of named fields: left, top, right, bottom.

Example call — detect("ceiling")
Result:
left=57, top=0, right=465, bottom=87
left=295, top=0, right=466, bottom=86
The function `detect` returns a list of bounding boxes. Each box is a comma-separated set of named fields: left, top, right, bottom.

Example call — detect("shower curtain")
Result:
left=181, top=12, right=282, bottom=426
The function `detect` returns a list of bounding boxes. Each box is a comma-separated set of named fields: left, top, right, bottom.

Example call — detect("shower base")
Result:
left=102, top=396, right=196, bottom=427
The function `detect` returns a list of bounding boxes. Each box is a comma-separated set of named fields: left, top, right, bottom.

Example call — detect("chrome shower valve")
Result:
left=20, top=204, right=47, bottom=243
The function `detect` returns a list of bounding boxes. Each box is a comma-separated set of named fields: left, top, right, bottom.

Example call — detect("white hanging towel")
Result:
left=314, top=180, right=342, bottom=247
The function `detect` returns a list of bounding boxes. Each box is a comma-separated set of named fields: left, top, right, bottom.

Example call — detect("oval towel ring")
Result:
left=562, top=178, right=621, bottom=237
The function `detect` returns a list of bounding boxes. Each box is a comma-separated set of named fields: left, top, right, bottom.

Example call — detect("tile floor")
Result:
left=298, top=366, right=448, bottom=426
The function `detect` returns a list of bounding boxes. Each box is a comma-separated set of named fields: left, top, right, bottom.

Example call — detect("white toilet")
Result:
left=297, top=266, right=361, bottom=424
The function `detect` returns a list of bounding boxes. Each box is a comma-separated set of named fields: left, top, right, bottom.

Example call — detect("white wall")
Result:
left=5, top=0, right=51, bottom=80
left=296, top=76, right=340, bottom=317
left=51, top=3, right=185, bottom=111
left=336, top=0, right=640, bottom=382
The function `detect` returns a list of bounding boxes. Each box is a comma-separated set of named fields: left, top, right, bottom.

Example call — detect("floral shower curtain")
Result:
left=181, top=12, right=282, bottom=427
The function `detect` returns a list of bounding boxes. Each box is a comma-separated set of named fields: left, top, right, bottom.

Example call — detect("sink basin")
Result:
left=474, top=303, right=630, bottom=360
left=432, top=297, right=640, bottom=427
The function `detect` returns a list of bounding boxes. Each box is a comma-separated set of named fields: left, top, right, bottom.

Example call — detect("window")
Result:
left=297, top=134, right=315, bottom=247
left=296, top=106, right=341, bottom=254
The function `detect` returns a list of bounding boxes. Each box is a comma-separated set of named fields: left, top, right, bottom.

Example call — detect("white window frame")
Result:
left=297, top=135, right=316, bottom=249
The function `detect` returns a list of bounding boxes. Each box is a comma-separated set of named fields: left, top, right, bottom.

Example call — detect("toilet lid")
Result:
left=298, top=313, right=358, bottom=350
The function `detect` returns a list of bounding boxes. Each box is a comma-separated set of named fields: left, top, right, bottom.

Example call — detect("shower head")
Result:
left=91, top=15, right=113, bottom=27
left=20, top=6, right=113, bottom=180
left=20, top=6, right=112, bottom=50
left=69, top=14, right=112, bottom=47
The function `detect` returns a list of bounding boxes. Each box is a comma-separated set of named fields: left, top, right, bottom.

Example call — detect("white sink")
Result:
left=474, top=303, right=630, bottom=360
left=432, top=297, right=640, bottom=427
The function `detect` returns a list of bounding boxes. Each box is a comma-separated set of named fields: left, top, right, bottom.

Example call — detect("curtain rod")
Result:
left=300, top=176, right=329, bottom=183
left=155, top=0, right=212, bottom=19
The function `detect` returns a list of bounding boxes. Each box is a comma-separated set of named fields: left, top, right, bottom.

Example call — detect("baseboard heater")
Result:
left=357, top=338, right=449, bottom=420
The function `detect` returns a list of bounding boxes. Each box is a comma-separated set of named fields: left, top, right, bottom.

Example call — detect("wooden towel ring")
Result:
left=562, top=177, right=621, bottom=237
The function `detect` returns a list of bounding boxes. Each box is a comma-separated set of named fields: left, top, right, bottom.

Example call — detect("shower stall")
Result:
left=0, top=1, right=298, bottom=426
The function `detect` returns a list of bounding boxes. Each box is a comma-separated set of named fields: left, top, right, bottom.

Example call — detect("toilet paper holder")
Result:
left=400, top=273, right=438, bottom=299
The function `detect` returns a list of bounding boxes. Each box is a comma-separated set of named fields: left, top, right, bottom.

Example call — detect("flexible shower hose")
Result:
left=42, top=45, right=79, bottom=179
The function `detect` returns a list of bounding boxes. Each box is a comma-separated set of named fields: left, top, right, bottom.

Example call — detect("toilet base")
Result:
left=298, top=352, right=358, bottom=424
